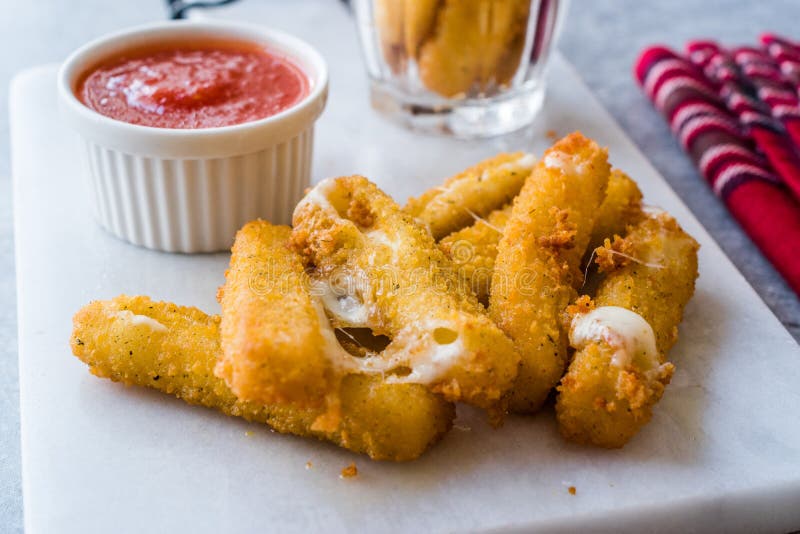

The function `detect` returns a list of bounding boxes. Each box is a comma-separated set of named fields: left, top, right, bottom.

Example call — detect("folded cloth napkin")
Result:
left=686, top=40, right=800, bottom=203
left=762, top=33, right=800, bottom=88
left=635, top=45, right=800, bottom=296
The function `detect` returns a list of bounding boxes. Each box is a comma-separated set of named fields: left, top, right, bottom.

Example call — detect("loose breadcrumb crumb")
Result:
left=546, top=129, right=558, bottom=140
left=305, top=461, right=313, bottom=470
left=244, top=431, right=253, bottom=437
left=568, top=486, right=577, bottom=495
left=340, top=463, right=358, bottom=479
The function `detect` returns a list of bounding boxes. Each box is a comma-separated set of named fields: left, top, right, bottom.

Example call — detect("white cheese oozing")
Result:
left=310, top=278, right=371, bottom=327
left=570, top=306, right=659, bottom=369
left=543, top=151, right=588, bottom=175
left=294, top=177, right=337, bottom=215
left=114, top=310, right=167, bottom=333
left=381, top=323, right=466, bottom=385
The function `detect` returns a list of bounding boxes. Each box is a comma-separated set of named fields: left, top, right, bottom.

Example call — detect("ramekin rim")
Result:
left=57, top=19, right=329, bottom=140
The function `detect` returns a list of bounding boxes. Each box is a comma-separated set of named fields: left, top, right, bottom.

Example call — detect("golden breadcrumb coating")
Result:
left=340, top=463, right=359, bottom=478
left=292, top=176, right=520, bottom=417
left=439, top=203, right=512, bottom=304
left=585, top=169, right=645, bottom=255
left=405, top=152, right=533, bottom=240
left=217, top=221, right=336, bottom=409
left=489, top=132, right=610, bottom=413
left=71, top=295, right=455, bottom=461
left=440, top=168, right=643, bottom=303
left=556, top=213, right=699, bottom=448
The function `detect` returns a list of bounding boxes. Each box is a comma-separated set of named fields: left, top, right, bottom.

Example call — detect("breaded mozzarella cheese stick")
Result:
left=440, top=168, right=643, bottom=303
left=292, top=175, right=520, bottom=418
left=217, top=221, right=336, bottom=409
left=489, top=132, right=610, bottom=413
left=405, top=152, right=534, bottom=240
left=556, top=213, right=699, bottom=447
left=71, top=295, right=455, bottom=461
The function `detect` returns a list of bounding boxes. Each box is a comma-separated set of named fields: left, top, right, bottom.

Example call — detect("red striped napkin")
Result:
left=635, top=44, right=800, bottom=296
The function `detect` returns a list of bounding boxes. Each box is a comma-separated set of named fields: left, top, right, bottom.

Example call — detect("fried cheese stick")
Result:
left=375, top=0, right=441, bottom=74
left=438, top=203, right=512, bottom=304
left=405, top=152, right=534, bottom=240
left=585, top=169, right=645, bottom=255
left=556, top=212, right=699, bottom=447
left=292, top=176, right=520, bottom=417
left=71, top=295, right=455, bottom=461
left=416, top=0, right=530, bottom=96
left=217, top=222, right=336, bottom=409
left=440, top=169, right=643, bottom=303
left=594, top=211, right=700, bottom=352
left=403, top=0, right=442, bottom=58
left=489, top=133, right=610, bottom=413
left=375, top=0, right=406, bottom=74
left=476, top=0, right=531, bottom=85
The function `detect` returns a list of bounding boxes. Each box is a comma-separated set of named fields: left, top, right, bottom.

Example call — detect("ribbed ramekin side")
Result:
left=81, top=125, right=315, bottom=253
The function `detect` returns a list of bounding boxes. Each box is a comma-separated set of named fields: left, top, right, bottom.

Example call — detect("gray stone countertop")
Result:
left=1, top=1, right=798, bottom=531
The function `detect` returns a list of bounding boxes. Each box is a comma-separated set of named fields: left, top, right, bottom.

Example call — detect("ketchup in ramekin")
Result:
left=77, top=40, right=309, bottom=129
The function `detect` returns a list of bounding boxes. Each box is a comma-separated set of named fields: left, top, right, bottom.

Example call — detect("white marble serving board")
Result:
left=12, top=3, right=800, bottom=533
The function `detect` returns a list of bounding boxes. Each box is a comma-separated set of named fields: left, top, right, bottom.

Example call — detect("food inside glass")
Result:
left=353, top=0, right=566, bottom=137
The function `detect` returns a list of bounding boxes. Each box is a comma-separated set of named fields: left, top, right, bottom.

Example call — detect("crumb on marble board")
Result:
left=568, top=486, right=576, bottom=495
left=340, top=463, right=358, bottom=479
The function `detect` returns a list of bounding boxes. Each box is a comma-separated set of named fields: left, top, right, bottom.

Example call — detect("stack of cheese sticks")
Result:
left=71, top=132, right=699, bottom=460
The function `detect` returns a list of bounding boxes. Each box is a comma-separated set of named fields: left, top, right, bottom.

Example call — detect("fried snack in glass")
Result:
left=405, top=152, right=534, bottom=240
left=292, top=175, right=520, bottom=417
left=440, top=168, right=643, bottom=303
left=489, top=132, right=610, bottom=413
left=416, top=0, right=531, bottom=97
left=556, top=212, right=699, bottom=448
left=217, top=222, right=337, bottom=409
left=354, top=0, right=564, bottom=137
left=374, top=0, right=440, bottom=74
left=71, top=295, right=455, bottom=461
left=374, top=0, right=530, bottom=96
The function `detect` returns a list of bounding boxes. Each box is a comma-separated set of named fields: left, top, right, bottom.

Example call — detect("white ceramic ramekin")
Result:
left=58, top=20, right=328, bottom=253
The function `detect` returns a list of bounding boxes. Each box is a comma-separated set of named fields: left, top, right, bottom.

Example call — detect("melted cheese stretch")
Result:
left=114, top=310, right=167, bottom=332
left=310, top=278, right=372, bottom=326
left=382, top=323, right=466, bottom=385
left=296, top=178, right=480, bottom=386
left=569, top=306, right=659, bottom=369
left=308, top=298, right=367, bottom=373
left=296, top=177, right=337, bottom=214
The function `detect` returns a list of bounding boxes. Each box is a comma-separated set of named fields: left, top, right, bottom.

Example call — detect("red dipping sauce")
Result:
left=77, top=41, right=309, bottom=129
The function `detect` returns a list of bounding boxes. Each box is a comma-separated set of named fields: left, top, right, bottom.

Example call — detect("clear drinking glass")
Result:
left=353, top=0, right=567, bottom=138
